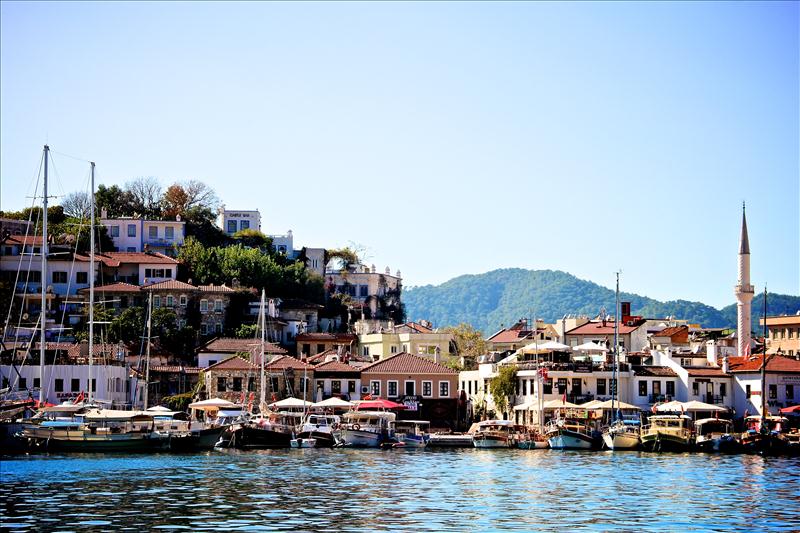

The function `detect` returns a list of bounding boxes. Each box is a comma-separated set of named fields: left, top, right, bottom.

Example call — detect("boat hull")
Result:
left=695, top=435, right=740, bottom=453
left=23, top=432, right=166, bottom=452
left=297, top=430, right=337, bottom=448
left=168, top=426, right=228, bottom=452
left=517, top=439, right=549, bottom=449
left=548, top=429, right=596, bottom=450
left=231, top=425, right=292, bottom=449
left=428, top=434, right=474, bottom=447
left=473, top=435, right=511, bottom=449
left=640, top=433, right=691, bottom=452
left=602, top=432, right=640, bottom=450
left=340, top=428, right=384, bottom=448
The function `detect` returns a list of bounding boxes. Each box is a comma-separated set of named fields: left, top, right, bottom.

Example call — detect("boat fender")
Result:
left=352, top=423, right=360, bottom=431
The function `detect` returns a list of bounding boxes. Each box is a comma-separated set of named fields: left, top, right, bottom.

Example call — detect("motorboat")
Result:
left=694, top=418, right=739, bottom=453
left=290, top=437, right=318, bottom=448
left=516, top=428, right=549, bottom=449
left=640, top=415, right=693, bottom=452
left=545, top=418, right=598, bottom=450
left=472, top=420, right=517, bottom=449
left=296, top=413, right=341, bottom=448
left=394, top=420, right=430, bottom=448
left=228, top=412, right=298, bottom=449
left=339, top=410, right=396, bottom=447
left=428, top=432, right=474, bottom=447
left=602, top=417, right=641, bottom=450
left=740, top=415, right=791, bottom=455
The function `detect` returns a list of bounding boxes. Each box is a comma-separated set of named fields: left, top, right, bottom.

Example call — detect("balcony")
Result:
left=516, top=361, right=630, bottom=373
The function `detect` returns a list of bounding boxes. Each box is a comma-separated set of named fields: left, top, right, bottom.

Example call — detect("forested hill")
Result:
left=403, top=268, right=800, bottom=335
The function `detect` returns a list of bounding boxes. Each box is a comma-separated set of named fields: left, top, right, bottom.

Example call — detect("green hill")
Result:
left=403, top=268, right=800, bottom=335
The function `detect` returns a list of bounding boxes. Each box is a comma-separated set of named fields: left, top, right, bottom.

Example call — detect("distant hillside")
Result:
left=403, top=268, right=800, bottom=335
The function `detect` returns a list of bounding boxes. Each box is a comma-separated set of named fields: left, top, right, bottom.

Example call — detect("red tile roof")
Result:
left=728, top=354, right=800, bottom=374
left=296, top=333, right=357, bottom=343
left=361, top=352, right=457, bottom=375
left=150, top=365, right=202, bottom=374
left=1, top=235, right=45, bottom=246
left=567, top=321, right=641, bottom=335
left=204, top=356, right=257, bottom=371
left=79, top=282, right=141, bottom=293
left=314, top=360, right=358, bottom=373
left=397, top=322, right=433, bottom=333
left=95, top=251, right=178, bottom=267
left=198, top=284, right=235, bottom=293
left=633, top=366, right=678, bottom=377
left=653, top=326, right=689, bottom=338
left=198, top=337, right=287, bottom=355
left=265, top=355, right=315, bottom=371
left=307, top=349, right=339, bottom=364
left=486, top=328, right=536, bottom=343
left=685, top=367, right=728, bottom=377
left=144, top=280, right=197, bottom=291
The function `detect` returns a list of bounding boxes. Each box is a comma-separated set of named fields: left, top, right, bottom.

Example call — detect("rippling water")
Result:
left=2, top=449, right=799, bottom=531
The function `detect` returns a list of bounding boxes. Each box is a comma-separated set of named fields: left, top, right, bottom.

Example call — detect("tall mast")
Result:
left=534, top=309, right=543, bottom=429
left=39, top=145, right=49, bottom=405
left=143, top=291, right=153, bottom=409
left=761, top=287, right=767, bottom=422
left=88, top=161, right=96, bottom=403
left=259, top=290, right=266, bottom=408
left=613, top=271, right=619, bottom=418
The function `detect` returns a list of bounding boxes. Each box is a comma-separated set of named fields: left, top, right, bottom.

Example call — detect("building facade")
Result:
left=218, top=209, right=261, bottom=235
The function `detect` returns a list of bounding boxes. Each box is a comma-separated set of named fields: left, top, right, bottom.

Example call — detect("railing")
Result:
left=649, top=394, right=670, bottom=403
left=516, top=362, right=630, bottom=373
left=704, top=394, right=725, bottom=405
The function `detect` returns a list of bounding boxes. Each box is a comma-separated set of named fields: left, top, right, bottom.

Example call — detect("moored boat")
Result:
left=739, top=415, right=791, bottom=455
left=602, top=417, right=641, bottom=450
left=296, top=413, right=340, bottom=448
left=545, top=418, right=598, bottom=450
left=694, top=418, right=739, bottom=453
left=339, top=410, right=396, bottom=447
left=472, top=420, right=517, bottom=449
left=640, top=414, right=693, bottom=452
left=394, top=420, right=430, bottom=448
left=428, top=432, right=474, bottom=447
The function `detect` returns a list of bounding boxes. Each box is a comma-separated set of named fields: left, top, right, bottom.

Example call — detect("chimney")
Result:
left=100, top=207, right=108, bottom=219
left=621, top=302, right=632, bottom=323
left=433, top=346, right=441, bottom=364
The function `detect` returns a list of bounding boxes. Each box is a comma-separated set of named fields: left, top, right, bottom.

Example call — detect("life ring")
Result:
left=352, top=423, right=361, bottom=431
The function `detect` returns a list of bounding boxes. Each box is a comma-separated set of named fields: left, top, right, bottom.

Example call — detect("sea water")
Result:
left=2, top=449, right=799, bottom=531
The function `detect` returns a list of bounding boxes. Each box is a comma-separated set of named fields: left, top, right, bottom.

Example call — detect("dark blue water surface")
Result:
left=2, top=449, right=799, bottom=531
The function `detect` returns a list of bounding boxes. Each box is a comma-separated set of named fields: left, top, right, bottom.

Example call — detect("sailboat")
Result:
left=517, top=312, right=548, bottom=450
left=18, top=153, right=166, bottom=452
left=602, top=273, right=640, bottom=450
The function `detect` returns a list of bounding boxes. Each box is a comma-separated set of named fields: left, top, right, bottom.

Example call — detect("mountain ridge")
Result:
left=403, top=268, right=800, bottom=335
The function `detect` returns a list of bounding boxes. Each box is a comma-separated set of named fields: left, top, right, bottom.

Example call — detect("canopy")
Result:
left=188, top=398, right=236, bottom=410
left=520, top=341, right=571, bottom=353
left=355, top=398, right=406, bottom=410
left=513, top=400, right=537, bottom=411
left=539, top=399, right=580, bottom=409
left=312, top=397, right=354, bottom=409
left=269, top=397, right=313, bottom=409
left=146, top=405, right=173, bottom=412
left=779, top=404, right=800, bottom=415
left=579, top=399, right=604, bottom=409
left=572, top=342, right=609, bottom=352
left=590, top=399, right=641, bottom=410
left=655, top=400, right=727, bottom=413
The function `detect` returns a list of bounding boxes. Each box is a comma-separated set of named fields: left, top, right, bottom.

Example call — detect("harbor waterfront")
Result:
left=2, top=450, right=799, bottom=531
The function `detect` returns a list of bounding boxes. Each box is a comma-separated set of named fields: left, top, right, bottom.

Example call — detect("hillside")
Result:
left=403, top=268, right=800, bottom=335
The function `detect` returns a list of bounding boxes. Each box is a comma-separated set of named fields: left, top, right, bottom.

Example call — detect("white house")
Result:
left=218, top=209, right=261, bottom=235
left=100, top=212, right=185, bottom=257
left=728, top=354, right=800, bottom=418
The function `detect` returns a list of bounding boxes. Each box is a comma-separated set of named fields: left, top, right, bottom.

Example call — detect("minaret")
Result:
left=735, top=203, right=754, bottom=357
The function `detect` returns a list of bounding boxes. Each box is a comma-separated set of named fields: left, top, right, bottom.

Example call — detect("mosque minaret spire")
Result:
left=735, top=202, right=754, bottom=357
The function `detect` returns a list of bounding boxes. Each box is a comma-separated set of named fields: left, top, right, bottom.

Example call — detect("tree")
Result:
left=233, top=229, right=272, bottom=249
left=489, top=365, right=517, bottom=419
left=442, top=323, right=486, bottom=369
left=60, top=191, right=92, bottom=219
left=126, top=177, right=162, bottom=218
left=162, top=180, right=220, bottom=220
left=95, top=184, right=136, bottom=218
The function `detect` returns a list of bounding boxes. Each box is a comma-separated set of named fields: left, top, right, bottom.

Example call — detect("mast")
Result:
left=612, top=271, right=619, bottom=419
left=143, top=291, right=153, bottom=409
left=39, top=145, right=49, bottom=405
left=534, top=310, right=543, bottom=429
left=761, top=287, right=767, bottom=423
left=88, top=161, right=96, bottom=403
left=259, top=290, right=266, bottom=408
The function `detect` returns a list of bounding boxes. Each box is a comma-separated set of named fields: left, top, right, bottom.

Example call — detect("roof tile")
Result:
left=361, top=352, right=457, bottom=375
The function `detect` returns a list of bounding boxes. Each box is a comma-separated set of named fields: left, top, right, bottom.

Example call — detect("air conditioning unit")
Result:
left=361, top=386, right=369, bottom=394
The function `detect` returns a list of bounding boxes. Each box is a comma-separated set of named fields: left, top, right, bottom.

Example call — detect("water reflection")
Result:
left=2, top=449, right=799, bottom=531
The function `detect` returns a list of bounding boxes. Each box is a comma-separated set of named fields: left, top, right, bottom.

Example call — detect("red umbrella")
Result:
left=355, top=398, right=405, bottom=411
left=779, top=404, right=800, bottom=415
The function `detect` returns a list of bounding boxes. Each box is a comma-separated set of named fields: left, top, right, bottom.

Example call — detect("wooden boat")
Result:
left=472, top=420, right=517, bottom=449
left=740, top=415, right=791, bottom=455
left=339, top=411, right=396, bottom=447
left=296, top=413, right=340, bottom=448
left=694, top=418, right=739, bottom=453
left=516, top=428, right=549, bottom=449
left=602, top=418, right=641, bottom=450
left=394, top=420, right=430, bottom=448
left=640, top=415, right=693, bottom=452
left=545, top=418, right=598, bottom=450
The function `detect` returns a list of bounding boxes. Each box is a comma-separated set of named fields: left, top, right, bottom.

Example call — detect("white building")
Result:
left=728, top=354, right=800, bottom=418
left=218, top=209, right=261, bottom=235
left=100, top=211, right=185, bottom=257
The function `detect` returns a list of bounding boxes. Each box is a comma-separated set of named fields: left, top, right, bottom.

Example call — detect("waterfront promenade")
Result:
left=2, top=449, right=799, bottom=531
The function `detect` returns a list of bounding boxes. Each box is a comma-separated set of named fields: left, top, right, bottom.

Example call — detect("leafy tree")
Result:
left=235, top=323, right=259, bottom=339
left=95, top=184, right=136, bottom=218
left=442, top=323, right=486, bottom=369
left=109, top=306, right=146, bottom=344
left=233, top=229, right=272, bottom=249
left=184, top=207, right=230, bottom=247
left=162, top=180, right=220, bottom=219
left=489, top=365, right=517, bottom=419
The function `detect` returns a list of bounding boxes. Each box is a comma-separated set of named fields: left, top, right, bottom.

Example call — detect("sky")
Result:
left=1, top=2, right=798, bottom=309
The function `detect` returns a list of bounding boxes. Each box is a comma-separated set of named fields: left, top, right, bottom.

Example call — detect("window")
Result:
left=317, top=344, right=325, bottom=353
left=362, top=346, right=370, bottom=357
left=439, top=381, right=450, bottom=397
left=769, top=384, right=777, bottom=400
left=200, top=299, right=208, bottom=312
left=302, top=344, right=311, bottom=355
left=233, top=377, right=243, bottom=392
left=217, top=377, right=227, bottom=392
left=720, top=383, right=726, bottom=398
left=179, top=295, right=187, bottom=306
left=128, top=224, right=136, bottom=237
left=422, top=381, right=433, bottom=397
left=240, top=220, right=250, bottom=230
left=19, top=377, right=27, bottom=390
left=692, top=381, right=699, bottom=396
left=370, top=380, right=381, bottom=396
left=557, top=378, right=567, bottom=395
left=200, top=324, right=208, bottom=335
left=76, top=272, right=88, bottom=284
left=33, top=378, right=40, bottom=389
left=153, top=295, right=161, bottom=308
left=227, top=220, right=237, bottom=234
left=652, top=381, right=661, bottom=396
left=166, top=295, right=174, bottom=307
left=110, top=225, right=120, bottom=237
left=787, top=385, right=795, bottom=399
left=52, top=271, right=67, bottom=283
left=468, top=381, right=472, bottom=395
left=331, top=380, right=342, bottom=394
left=666, top=381, right=675, bottom=397
left=27, top=271, right=41, bottom=283
left=165, top=226, right=174, bottom=239
left=405, top=381, right=416, bottom=396
left=387, top=381, right=398, bottom=397
left=248, top=377, right=256, bottom=392
left=359, top=285, right=368, bottom=297
left=71, top=378, right=80, bottom=392
left=390, top=345, right=398, bottom=354
left=521, top=379, right=527, bottom=396
left=638, top=381, right=647, bottom=397
left=149, top=226, right=158, bottom=239
left=746, top=385, right=751, bottom=399
left=55, top=379, right=64, bottom=392
left=484, top=380, right=489, bottom=394
left=215, top=299, right=222, bottom=311
left=215, top=323, right=222, bottom=333
left=597, top=379, right=606, bottom=396
left=543, top=379, right=553, bottom=394
left=348, top=380, right=356, bottom=393
left=270, top=377, right=280, bottom=392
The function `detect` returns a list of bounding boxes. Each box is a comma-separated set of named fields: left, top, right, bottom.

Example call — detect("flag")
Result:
left=73, top=391, right=85, bottom=405
left=562, top=392, right=567, bottom=404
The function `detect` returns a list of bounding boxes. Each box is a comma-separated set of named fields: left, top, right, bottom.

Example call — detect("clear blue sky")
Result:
left=1, top=2, right=798, bottom=309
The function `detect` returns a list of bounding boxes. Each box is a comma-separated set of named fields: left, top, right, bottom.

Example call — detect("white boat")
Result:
left=694, top=418, right=739, bottom=453
left=296, top=413, right=341, bottom=448
left=394, top=420, right=430, bottom=448
left=339, top=410, right=396, bottom=447
left=428, top=432, right=474, bottom=447
left=545, top=418, right=597, bottom=450
left=472, top=420, right=517, bottom=449
left=290, top=437, right=317, bottom=448
left=602, top=418, right=641, bottom=450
